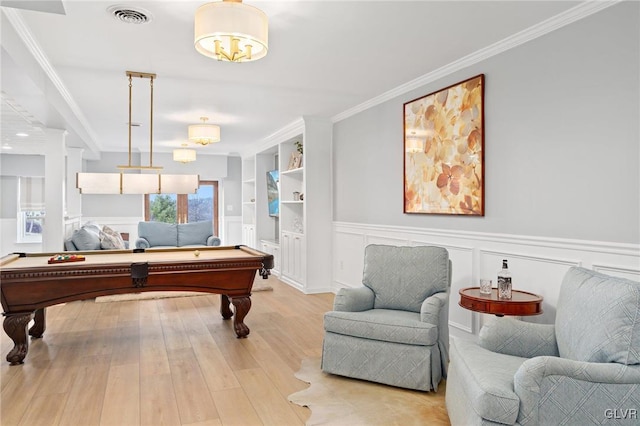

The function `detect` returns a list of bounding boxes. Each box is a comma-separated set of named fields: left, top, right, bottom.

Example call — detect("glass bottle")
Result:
left=497, top=259, right=512, bottom=300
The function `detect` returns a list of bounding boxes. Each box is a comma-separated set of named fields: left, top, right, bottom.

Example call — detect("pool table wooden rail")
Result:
left=0, top=245, right=273, bottom=365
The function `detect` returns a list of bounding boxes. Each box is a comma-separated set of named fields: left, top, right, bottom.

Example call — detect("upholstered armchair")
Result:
left=321, top=244, right=451, bottom=391
left=446, top=267, right=640, bottom=425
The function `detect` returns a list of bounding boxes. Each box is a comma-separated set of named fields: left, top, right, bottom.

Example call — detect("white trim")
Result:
left=331, top=0, right=621, bottom=123
left=592, top=263, right=640, bottom=278
left=449, top=321, right=473, bottom=335
left=241, top=118, right=304, bottom=157
left=479, top=249, right=582, bottom=268
left=334, top=222, right=640, bottom=256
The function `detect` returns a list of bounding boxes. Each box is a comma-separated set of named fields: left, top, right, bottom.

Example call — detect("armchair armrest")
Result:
left=420, top=291, right=448, bottom=325
left=333, top=286, right=375, bottom=312
left=207, top=236, right=221, bottom=246
left=135, top=237, right=150, bottom=249
left=479, top=317, right=559, bottom=358
left=515, top=356, right=640, bottom=425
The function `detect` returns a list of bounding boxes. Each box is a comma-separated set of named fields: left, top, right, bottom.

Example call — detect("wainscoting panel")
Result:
left=334, top=231, right=365, bottom=289
left=333, top=222, right=640, bottom=340
left=592, top=263, right=640, bottom=281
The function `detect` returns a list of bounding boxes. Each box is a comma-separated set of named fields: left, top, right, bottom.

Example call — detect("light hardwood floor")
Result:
left=1, top=277, right=448, bottom=425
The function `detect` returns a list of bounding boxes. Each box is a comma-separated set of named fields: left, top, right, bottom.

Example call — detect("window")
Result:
left=18, top=177, right=45, bottom=243
left=144, top=181, right=219, bottom=235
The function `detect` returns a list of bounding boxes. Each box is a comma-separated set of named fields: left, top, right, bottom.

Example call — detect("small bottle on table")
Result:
left=497, top=259, right=512, bottom=300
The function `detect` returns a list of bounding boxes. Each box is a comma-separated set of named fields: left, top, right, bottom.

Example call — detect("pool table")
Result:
left=0, top=245, right=273, bottom=365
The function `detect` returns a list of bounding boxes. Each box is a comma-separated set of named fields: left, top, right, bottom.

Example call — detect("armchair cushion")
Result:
left=363, top=245, right=449, bottom=312
left=324, top=309, right=438, bottom=346
left=480, top=317, right=559, bottom=358
left=555, top=267, right=640, bottom=365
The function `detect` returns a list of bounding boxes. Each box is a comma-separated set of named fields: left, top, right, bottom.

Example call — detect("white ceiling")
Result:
left=1, top=0, right=589, bottom=160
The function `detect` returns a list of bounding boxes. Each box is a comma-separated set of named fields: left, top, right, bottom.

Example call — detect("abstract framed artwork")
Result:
left=403, top=74, right=485, bottom=215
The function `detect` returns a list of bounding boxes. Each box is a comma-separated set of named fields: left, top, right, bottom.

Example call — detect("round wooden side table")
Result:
left=459, top=287, right=543, bottom=317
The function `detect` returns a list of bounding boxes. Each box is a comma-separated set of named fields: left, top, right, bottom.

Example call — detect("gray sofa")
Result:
left=65, top=222, right=129, bottom=251
left=446, top=267, right=640, bottom=425
left=135, top=221, right=221, bottom=249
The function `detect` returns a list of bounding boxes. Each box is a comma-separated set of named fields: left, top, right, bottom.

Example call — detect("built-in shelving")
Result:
left=241, top=117, right=332, bottom=293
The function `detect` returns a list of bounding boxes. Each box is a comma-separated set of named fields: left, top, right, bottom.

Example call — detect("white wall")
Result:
left=331, top=2, right=640, bottom=339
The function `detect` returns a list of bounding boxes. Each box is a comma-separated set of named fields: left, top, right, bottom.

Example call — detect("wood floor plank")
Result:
left=0, top=364, right=49, bottom=425
left=211, top=387, right=263, bottom=426
left=235, top=368, right=303, bottom=426
left=100, top=363, right=140, bottom=425
left=58, top=355, right=111, bottom=426
left=189, top=333, right=241, bottom=391
left=17, top=393, right=67, bottom=426
left=140, top=373, right=183, bottom=426
left=168, top=348, right=220, bottom=425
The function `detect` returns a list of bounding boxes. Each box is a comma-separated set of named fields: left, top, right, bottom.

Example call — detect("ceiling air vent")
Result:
left=107, top=5, right=152, bottom=24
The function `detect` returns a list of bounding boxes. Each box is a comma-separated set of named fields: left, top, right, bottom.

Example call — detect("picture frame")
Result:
left=288, top=152, right=302, bottom=170
left=403, top=74, right=485, bottom=215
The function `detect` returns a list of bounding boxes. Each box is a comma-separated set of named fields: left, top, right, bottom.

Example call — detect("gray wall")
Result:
left=333, top=2, right=639, bottom=244
left=223, top=156, right=242, bottom=217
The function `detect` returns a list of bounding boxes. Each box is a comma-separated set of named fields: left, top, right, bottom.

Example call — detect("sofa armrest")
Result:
left=207, top=236, right=221, bottom=246
left=479, top=317, right=559, bottom=358
left=515, top=357, right=640, bottom=425
left=135, top=237, right=150, bottom=249
left=333, top=286, right=375, bottom=312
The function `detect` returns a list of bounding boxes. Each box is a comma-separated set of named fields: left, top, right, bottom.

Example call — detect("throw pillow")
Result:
left=71, top=227, right=101, bottom=250
left=555, top=267, right=640, bottom=365
left=100, top=226, right=126, bottom=249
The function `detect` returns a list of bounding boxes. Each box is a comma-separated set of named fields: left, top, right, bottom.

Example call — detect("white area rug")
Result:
left=289, top=358, right=449, bottom=425
left=94, top=278, right=273, bottom=303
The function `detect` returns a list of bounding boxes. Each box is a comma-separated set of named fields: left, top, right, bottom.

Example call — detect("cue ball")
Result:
left=194, top=250, right=200, bottom=257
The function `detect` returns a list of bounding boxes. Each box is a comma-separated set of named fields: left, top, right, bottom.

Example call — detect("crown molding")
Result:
left=2, top=7, right=102, bottom=156
left=240, top=118, right=304, bottom=158
left=331, top=0, right=622, bottom=123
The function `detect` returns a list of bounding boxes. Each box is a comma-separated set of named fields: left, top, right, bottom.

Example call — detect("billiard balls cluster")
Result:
left=48, top=254, right=86, bottom=263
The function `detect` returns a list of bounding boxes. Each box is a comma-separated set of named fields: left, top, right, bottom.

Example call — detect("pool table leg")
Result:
left=220, top=294, right=233, bottom=320
left=3, top=312, right=34, bottom=365
left=28, top=308, right=46, bottom=338
left=220, top=294, right=251, bottom=338
left=230, top=296, right=251, bottom=338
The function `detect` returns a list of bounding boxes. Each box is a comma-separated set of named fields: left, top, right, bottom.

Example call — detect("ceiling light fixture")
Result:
left=173, top=145, right=197, bottom=163
left=16, top=132, right=29, bottom=137
left=188, top=116, right=221, bottom=145
left=194, top=0, right=268, bottom=63
left=77, top=71, right=199, bottom=195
